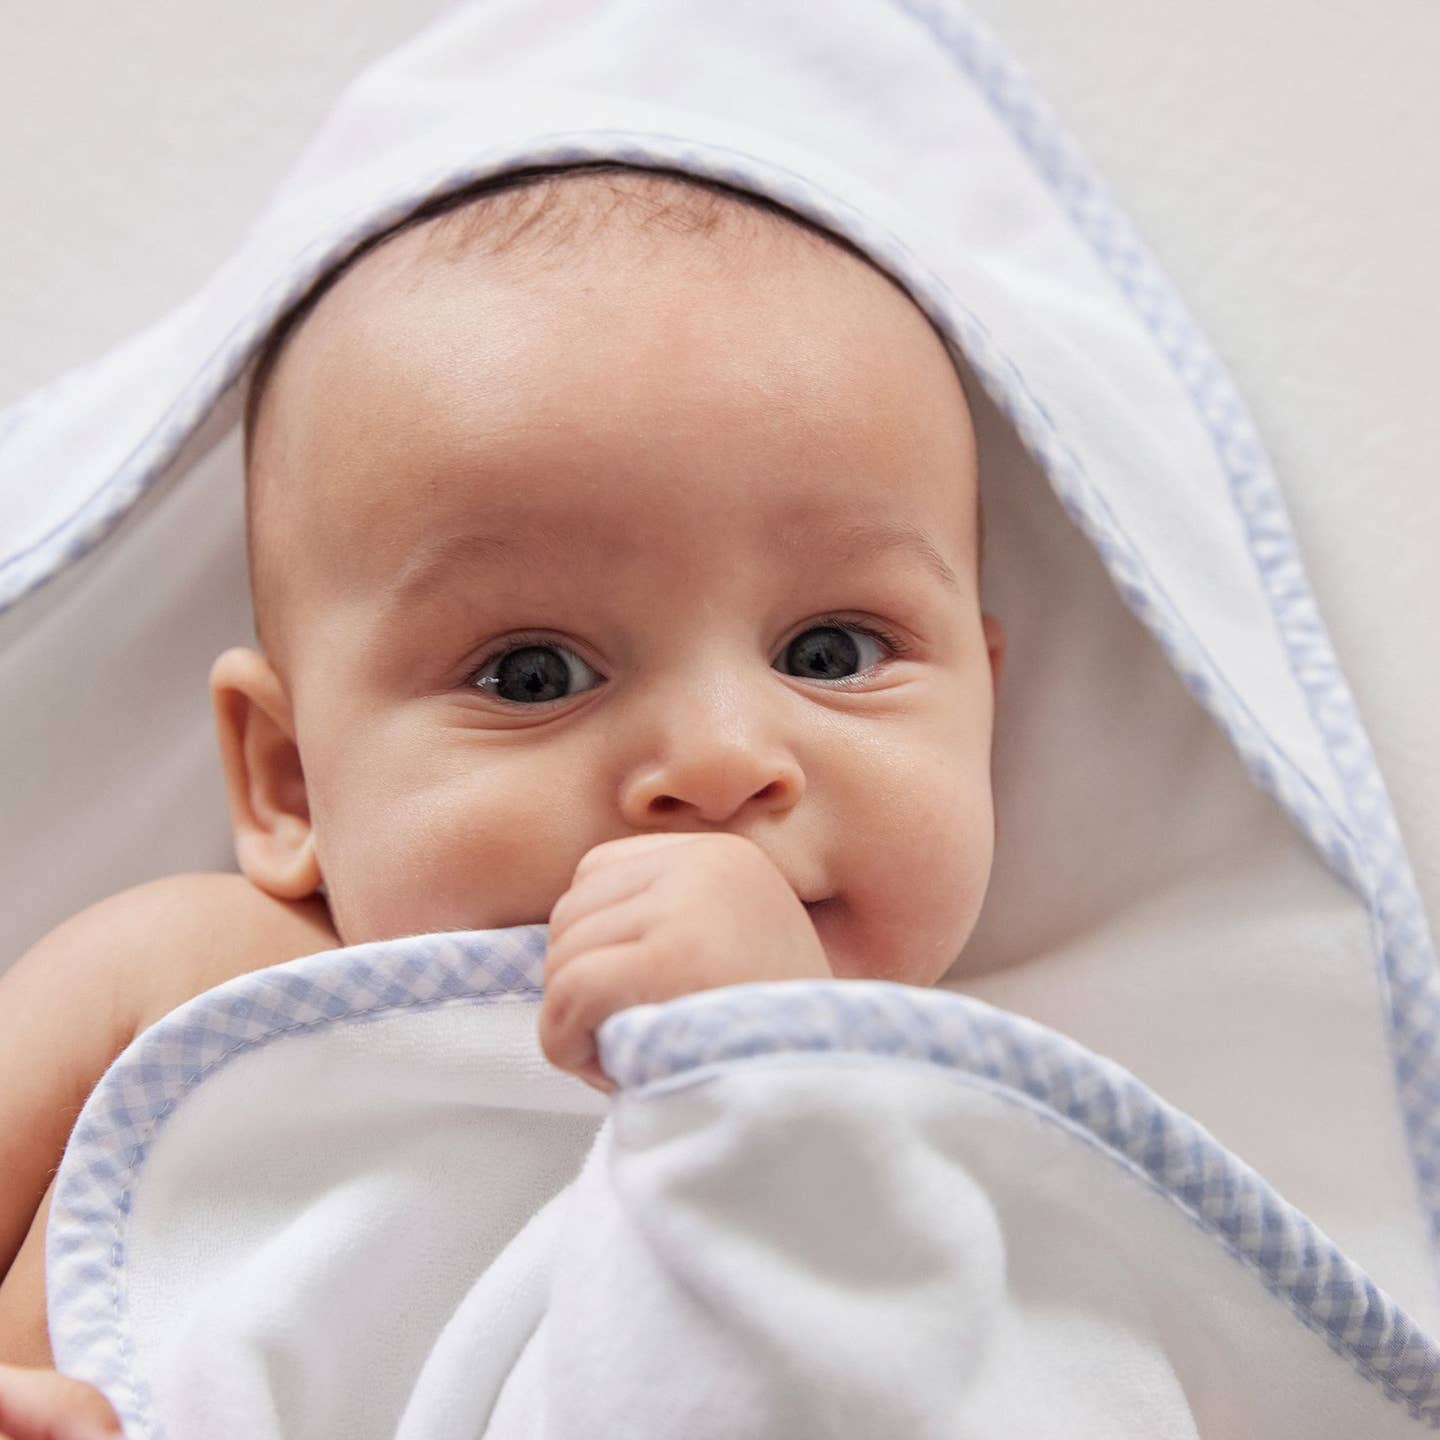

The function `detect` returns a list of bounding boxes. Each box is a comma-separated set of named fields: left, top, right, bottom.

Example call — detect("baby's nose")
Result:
left=618, top=740, right=805, bottom=826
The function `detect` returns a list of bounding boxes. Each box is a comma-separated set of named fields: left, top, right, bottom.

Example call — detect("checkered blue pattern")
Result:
left=49, top=931, right=1440, bottom=1435
left=887, top=0, right=1440, bottom=1306
left=46, top=925, right=546, bottom=1440
left=601, top=979, right=1440, bottom=1424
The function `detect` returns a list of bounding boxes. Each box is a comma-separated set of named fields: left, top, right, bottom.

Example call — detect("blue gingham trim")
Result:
left=51, top=930, right=1440, bottom=1433
left=46, top=925, right=546, bottom=1440
left=886, top=0, right=1440, bottom=1320
left=13, top=0, right=1437, bottom=1289
left=601, top=979, right=1440, bottom=1426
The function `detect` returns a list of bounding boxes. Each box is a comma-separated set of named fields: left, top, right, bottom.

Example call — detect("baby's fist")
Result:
left=540, top=833, right=832, bottom=1092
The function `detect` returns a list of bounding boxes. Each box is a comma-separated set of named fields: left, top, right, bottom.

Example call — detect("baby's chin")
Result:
left=817, top=903, right=970, bottom=988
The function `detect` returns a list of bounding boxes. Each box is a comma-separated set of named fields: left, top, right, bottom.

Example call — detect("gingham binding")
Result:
left=599, top=979, right=1440, bottom=1425
left=889, top=0, right=1440, bottom=1288
left=46, top=926, right=547, bottom=1437
left=47, top=934, right=1440, bottom=1434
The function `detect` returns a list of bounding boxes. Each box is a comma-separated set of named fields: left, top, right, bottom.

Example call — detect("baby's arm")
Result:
left=0, top=885, right=148, bottom=1368
left=0, top=875, right=338, bottom=1367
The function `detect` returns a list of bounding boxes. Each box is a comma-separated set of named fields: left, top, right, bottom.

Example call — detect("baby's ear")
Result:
left=209, top=647, right=320, bottom=900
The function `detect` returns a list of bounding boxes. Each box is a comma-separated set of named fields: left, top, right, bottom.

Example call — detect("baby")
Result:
left=0, top=162, right=1004, bottom=1434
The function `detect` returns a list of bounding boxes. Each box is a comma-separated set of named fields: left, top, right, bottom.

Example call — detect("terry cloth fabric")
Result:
left=46, top=928, right=1440, bottom=1437
left=0, top=0, right=1433, bottom=1433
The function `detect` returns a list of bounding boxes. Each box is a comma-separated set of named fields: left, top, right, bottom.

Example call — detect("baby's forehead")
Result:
left=271, top=220, right=957, bottom=483
left=246, top=175, right=978, bottom=651
left=247, top=167, right=937, bottom=463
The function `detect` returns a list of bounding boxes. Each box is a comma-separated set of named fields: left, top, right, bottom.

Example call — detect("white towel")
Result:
left=7, top=0, right=1434, bottom=1432
left=47, top=928, right=1440, bottom=1437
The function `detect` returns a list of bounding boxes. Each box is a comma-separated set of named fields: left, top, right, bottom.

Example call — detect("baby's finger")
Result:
left=538, top=942, right=642, bottom=1082
left=0, top=1362, right=122, bottom=1439
left=547, top=860, right=657, bottom=946
left=544, top=893, right=652, bottom=984
left=573, top=1057, right=616, bottom=1095
left=570, top=832, right=708, bottom=884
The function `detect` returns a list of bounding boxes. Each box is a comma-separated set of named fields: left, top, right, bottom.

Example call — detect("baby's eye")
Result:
left=467, top=641, right=601, bottom=705
left=465, top=619, right=902, bottom=706
left=775, top=621, right=899, bottom=686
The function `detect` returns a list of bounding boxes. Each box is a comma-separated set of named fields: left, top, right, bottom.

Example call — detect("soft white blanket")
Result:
left=47, top=927, right=1440, bottom=1438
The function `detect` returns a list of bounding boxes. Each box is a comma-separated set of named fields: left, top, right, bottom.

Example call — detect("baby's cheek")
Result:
left=326, top=777, right=585, bottom=941
left=870, top=740, right=987, bottom=869
left=843, top=752, right=992, bottom=982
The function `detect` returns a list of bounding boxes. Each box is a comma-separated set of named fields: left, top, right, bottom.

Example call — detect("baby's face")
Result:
left=256, top=216, right=1002, bottom=985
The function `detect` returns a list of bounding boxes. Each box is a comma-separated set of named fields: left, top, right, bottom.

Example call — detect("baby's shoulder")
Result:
left=107, top=872, right=341, bottom=1035
left=1, top=875, right=340, bottom=1120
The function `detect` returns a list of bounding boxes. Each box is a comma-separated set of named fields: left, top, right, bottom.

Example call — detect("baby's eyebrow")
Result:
left=385, top=529, right=562, bottom=610
left=775, top=516, right=962, bottom=593
left=386, top=514, right=961, bottom=609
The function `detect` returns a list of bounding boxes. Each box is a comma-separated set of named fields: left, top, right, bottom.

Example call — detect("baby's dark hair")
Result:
left=241, top=162, right=984, bottom=663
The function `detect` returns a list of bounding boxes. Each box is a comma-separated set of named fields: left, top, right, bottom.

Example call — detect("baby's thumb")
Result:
left=0, top=1362, right=122, bottom=1440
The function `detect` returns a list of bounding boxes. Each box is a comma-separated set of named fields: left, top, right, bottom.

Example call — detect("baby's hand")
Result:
left=0, top=1362, right=122, bottom=1439
left=540, top=833, right=832, bottom=1093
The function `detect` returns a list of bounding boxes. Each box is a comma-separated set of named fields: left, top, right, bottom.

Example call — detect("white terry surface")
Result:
left=54, top=966, right=1436, bottom=1439
left=127, top=999, right=603, bottom=1437
left=1, top=0, right=1436, bottom=969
